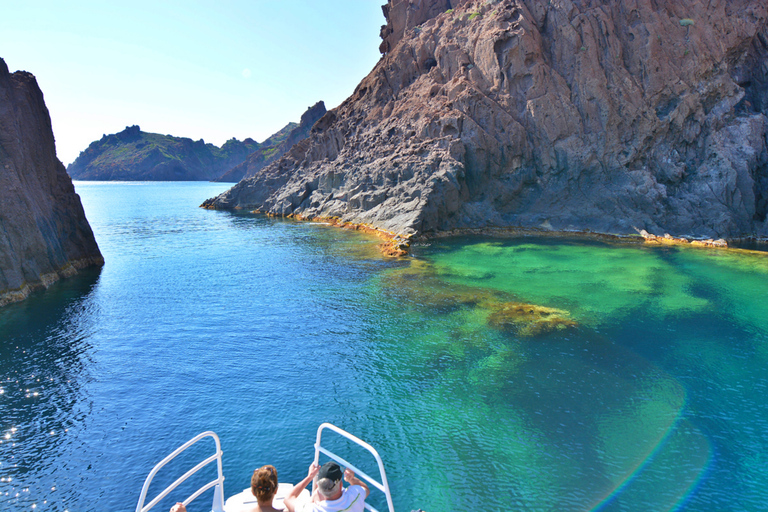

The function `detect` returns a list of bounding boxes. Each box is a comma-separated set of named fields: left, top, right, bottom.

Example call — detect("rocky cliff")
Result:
left=204, top=0, right=768, bottom=241
left=0, top=58, right=103, bottom=307
left=67, top=126, right=260, bottom=181
left=215, top=102, right=327, bottom=182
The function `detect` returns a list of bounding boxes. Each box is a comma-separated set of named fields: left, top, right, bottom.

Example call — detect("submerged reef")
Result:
left=487, top=302, right=577, bottom=336
left=380, top=256, right=579, bottom=337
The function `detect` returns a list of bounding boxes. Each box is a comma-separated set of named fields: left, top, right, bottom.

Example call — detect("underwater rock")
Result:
left=487, top=302, right=577, bottom=337
left=381, top=259, right=577, bottom=336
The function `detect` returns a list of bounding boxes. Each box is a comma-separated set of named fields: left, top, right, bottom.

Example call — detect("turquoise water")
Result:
left=1, top=182, right=767, bottom=512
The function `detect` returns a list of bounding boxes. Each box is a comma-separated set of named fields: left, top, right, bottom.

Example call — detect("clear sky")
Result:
left=1, top=1, right=385, bottom=165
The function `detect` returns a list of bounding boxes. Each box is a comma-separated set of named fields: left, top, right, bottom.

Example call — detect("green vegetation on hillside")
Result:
left=67, top=125, right=260, bottom=181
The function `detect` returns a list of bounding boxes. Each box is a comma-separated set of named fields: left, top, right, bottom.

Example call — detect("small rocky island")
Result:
left=204, top=0, right=768, bottom=243
left=0, top=58, right=103, bottom=307
left=67, top=126, right=261, bottom=181
left=68, top=102, right=327, bottom=182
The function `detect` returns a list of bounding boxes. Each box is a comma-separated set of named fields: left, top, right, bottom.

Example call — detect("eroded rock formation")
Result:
left=215, top=102, right=327, bottom=182
left=204, top=0, right=768, bottom=241
left=1, top=58, right=103, bottom=307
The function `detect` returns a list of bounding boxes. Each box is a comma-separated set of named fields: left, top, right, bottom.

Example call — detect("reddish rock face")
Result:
left=0, top=58, right=103, bottom=307
left=207, top=0, right=768, bottom=240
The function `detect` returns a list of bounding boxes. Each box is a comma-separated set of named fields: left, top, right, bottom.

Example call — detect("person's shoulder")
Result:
left=339, top=485, right=366, bottom=510
left=347, top=484, right=366, bottom=497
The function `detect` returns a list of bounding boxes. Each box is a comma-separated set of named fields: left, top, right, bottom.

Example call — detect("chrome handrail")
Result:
left=136, top=431, right=226, bottom=512
left=313, top=423, right=395, bottom=512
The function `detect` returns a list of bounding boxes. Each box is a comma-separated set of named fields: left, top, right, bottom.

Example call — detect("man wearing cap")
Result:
left=284, top=461, right=370, bottom=512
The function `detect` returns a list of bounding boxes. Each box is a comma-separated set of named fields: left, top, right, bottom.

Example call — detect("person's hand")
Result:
left=344, top=468, right=369, bottom=497
left=308, top=462, right=320, bottom=479
left=170, top=503, right=186, bottom=512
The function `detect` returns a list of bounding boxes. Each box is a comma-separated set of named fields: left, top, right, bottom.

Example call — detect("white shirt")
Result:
left=303, top=485, right=366, bottom=512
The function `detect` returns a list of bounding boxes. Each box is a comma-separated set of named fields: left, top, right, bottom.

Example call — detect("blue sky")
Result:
left=1, top=1, right=385, bottom=165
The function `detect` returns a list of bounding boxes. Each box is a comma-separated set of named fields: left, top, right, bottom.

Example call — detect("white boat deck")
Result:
left=136, top=423, right=394, bottom=512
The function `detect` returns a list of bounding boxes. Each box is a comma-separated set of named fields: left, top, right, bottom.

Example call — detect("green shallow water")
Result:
left=1, top=183, right=767, bottom=512
left=396, top=236, right=768, bottom=511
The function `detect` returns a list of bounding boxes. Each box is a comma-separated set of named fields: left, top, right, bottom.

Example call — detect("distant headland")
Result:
left=66, top=125, right=258, bottom=181
left=67, top=101, right=326, bottom=182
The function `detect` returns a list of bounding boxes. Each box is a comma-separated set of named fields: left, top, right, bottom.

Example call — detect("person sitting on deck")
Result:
left=284, top=461, right=369, bottom=512
left=169, top=464, right=282, bottom=512
left=247, top=464, right=283, bottom=512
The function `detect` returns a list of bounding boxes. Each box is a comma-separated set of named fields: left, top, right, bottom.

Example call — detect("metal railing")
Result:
left=135, top=431, right=226, bottom=512
left=313, top=423, right=395, bottom=512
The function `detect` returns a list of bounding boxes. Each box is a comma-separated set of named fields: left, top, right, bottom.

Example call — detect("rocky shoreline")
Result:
left=0, top=256, right=103, bottom=307
left=205, top=206, right=768, bottom=258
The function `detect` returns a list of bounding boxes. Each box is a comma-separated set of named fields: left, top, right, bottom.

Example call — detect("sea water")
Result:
left=0, top=182, right=767, bottom=512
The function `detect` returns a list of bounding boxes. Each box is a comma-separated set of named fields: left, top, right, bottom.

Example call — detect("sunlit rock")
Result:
left=487, top=301, right=577, bottom=336
left=205, top=0, right=768, bottom=243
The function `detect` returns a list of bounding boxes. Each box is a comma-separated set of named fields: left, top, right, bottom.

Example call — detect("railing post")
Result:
left=212, top=482, right=225, bottom=512
left=136, top=431, right=225, bottom=512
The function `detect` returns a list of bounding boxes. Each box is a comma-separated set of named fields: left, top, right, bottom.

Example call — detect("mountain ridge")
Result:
left=214, top=101, right=327, bottom=182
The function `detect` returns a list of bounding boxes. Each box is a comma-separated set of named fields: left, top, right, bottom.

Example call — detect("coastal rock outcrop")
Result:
left=0, top=58, right=103, bottom=307
left=215, top=102, right=327, bottom=182
left=204, top=0, right=768, bottom=241
left=67, top=126, right=260, bottom=181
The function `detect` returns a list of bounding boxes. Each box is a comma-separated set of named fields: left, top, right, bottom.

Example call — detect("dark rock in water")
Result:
left=67, top=127, right=260, bottom=181
left=204, top=0, right=768, bottom=241
left=0, top=57, right=103, bottom=307
left=215, top=101, right=327, bottom=183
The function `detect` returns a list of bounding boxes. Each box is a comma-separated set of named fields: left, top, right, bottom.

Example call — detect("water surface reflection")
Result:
left=0, top=268, right=101, bottom=509
left=2, top=184, right=767, bottom=512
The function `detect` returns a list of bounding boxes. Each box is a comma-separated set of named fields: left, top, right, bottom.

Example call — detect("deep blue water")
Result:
left=1, top=182, right=767, bottom=512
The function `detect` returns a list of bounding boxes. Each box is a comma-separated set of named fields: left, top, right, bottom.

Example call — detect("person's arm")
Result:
left=284, top=463, right=320, bottom=512
left=344, top=468, right=370, bottom=498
